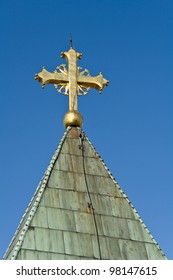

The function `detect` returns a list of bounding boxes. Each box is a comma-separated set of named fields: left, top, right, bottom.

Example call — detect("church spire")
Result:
left=4, top=44, right=166, bottom=261
left=35, top=46, right=109, bottom=128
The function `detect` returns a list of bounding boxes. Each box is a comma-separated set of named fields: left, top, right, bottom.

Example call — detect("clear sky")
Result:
left=0, top=0, right=172, bottom=259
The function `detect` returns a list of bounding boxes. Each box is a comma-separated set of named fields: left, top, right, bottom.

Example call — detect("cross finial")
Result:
left=70, top=34, right=73, bottom=49
left=35, top=46, right=109, bottom=128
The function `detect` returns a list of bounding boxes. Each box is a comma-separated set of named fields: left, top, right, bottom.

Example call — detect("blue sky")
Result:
left=0, top=0, right=173, bottom=259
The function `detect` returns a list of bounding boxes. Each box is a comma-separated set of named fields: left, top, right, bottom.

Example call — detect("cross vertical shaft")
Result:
left=62, top=48, right=79, bottom=111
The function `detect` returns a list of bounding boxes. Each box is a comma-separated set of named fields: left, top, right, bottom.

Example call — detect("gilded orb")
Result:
left=63, top=110, right=83, bottom=128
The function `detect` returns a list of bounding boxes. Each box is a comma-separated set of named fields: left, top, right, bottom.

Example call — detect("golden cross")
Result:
left=35, top=47, right=109, bottom=127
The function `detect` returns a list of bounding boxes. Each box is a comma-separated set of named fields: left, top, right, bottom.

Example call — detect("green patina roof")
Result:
left=3, top=127, right=166, bottom=260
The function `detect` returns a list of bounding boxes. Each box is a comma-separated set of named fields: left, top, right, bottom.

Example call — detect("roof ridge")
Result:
left=3, top=127, right=71, bottom=260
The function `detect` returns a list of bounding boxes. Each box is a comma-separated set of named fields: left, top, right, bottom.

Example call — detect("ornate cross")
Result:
left=35, top=46, right=109, bottom=127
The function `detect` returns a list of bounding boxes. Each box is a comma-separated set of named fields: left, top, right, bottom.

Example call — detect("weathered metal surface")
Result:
left=74, top=212, right=96, bottom=235
left=84, top=157, right=110, bottom=177
left=90, top=194, right=114, bottom=216
left=54, top=154, right=84, bottom=173
left=31, top=206, right=48, bottom=228
left=63, top=231, right=80, bottom=256
left=145, top=243, right=165, bottom=260
left=111, top=197, right=136, bottom=219
left=40, top=188, right=60, bottom=208
left=98, top=236, right=122, bottom=260
left=34, top=228, right=64, bottom=253
left=64, top=231, right=95, bottom=258
left=118, top=239, right=148, bottom=260
left=82, top=139, right=98, bottom=158
left=90, top=193, right=135, bottom=217
left=47, top=208, right=76, bottom=231
left=101, top=215, right=130, bottom=239
left=61, top=138, right=82, bottom=156
left=21, top=229, right=35, bottom=250
left=4, top=127, right=166, bottom=260
left=48, top=170, right=87, bottom=192
left=127, top=219, right=153, bottom=242
left=87, top=175, right=124, bottom=196
left=17, top=249, right=38, bottom=260
left=58, top=189, right=88, bottom=211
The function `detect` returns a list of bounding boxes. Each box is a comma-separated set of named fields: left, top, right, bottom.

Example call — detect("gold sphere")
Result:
left=63, top=110, right=83, bottom=128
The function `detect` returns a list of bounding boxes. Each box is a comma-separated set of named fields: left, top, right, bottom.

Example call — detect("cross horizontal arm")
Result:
left=77, top=72, right=109, bottom=92
left=35, top=68, right=68, bottom=88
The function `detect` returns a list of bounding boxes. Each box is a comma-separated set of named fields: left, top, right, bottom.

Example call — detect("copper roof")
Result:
left=4, top=127, right=166, bottom=260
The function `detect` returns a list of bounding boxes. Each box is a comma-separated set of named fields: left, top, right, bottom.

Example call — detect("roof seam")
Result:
left=46, top=186, right=124, bottom=196
left=52, top=169, right=110, bottom=177
left=19, top=248, right=99, bottom=260
left=33, top=205, right=140, bottom=220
